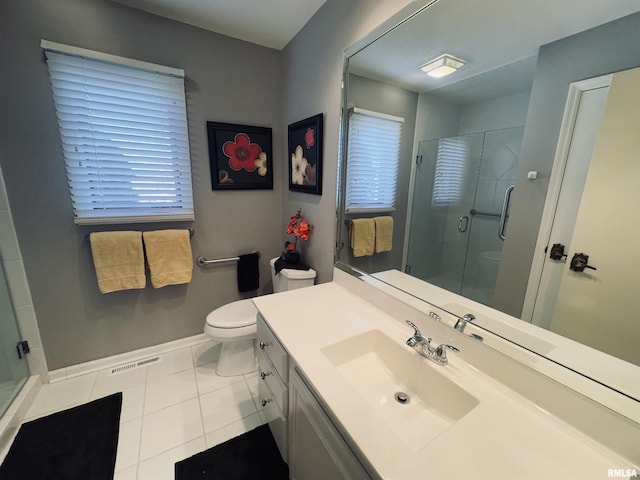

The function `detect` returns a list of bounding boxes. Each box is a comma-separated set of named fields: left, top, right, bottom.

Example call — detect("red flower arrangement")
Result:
left=284, top=210, right=312, bottom=253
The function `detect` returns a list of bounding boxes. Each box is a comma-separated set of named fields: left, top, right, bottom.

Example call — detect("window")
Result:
left=42, top=40, right=194, bottom=224
left=345, top=108, right=403, bottom=213
left=431, top=136, right=469, bottom=207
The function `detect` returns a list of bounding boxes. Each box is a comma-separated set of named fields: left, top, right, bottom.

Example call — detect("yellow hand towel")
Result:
left=349, top=218, right=375, bottom=257
left=89, top=231, right=146, bottom=294
left=143, top=229, right=193, bottom=288
left=374, top=216, right=394, bottom=253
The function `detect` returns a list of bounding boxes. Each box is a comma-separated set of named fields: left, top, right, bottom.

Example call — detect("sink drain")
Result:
left=394, top=392, right=410, bottom=404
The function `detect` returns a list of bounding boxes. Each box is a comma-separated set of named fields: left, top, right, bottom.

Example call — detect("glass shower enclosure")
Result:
left=0, top=257, right=29, bottom=417
left=405, top=126, right=523, bottom=307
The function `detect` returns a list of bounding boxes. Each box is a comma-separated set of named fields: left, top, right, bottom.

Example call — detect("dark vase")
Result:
left=283, top=250, right=301, bottom=264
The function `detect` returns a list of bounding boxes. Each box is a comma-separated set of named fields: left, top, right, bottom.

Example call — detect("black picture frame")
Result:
left=288, top=113, right=323, bottom=195
left=207, top=121, right=273, bottom=190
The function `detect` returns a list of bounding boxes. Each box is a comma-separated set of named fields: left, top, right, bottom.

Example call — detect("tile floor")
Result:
left=0, top=341, right=267, bottom=480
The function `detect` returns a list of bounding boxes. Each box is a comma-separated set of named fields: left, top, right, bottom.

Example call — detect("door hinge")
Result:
left=415, top=155, right=423, bottom=165
left=404, top=264, right=412, bottom=274
left=16, top=340, right=30, bottom=359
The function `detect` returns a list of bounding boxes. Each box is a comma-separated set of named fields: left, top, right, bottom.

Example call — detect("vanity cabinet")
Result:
left=258, top=313, right=372, bottom=480
left=257, top=313, right=288, bottom=460
left=288, top=369, right=372, bottom=480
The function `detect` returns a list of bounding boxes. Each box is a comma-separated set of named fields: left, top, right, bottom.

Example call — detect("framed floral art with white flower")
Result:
left=288, top=113, right=323, bottom=195
left=206, top=121, right=273, bottom=190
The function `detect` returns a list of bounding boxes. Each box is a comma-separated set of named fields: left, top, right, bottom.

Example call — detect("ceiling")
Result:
left=349, top=0, right=640, bottom=102
left=112, top=0, right=326, bottom=50
left=111, top=0, right=640, bottom=102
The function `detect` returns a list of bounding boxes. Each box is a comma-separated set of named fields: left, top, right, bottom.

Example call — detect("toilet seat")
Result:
left=206, top=299, right=257, bottom=328
left=204, top=299, right=257, bottom=340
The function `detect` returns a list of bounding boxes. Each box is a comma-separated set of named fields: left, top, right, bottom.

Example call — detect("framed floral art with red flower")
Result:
left=288, top=113, right=323, bottom=195
left=206, top=122, right=273, bottom=190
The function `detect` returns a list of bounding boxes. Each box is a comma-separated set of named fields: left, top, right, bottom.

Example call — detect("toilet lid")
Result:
left=206, top=299, right=257, bottom=329
left=280, top=267, right=317, bottom=280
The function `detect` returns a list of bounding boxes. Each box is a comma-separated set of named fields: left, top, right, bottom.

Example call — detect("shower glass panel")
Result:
left=406, top=133, right=484, bottom=293
left=406, top=126, right=524, bottom=307
left=0, top=258, right=29, bottom=417
left=460, top=126, right=523, bottom=305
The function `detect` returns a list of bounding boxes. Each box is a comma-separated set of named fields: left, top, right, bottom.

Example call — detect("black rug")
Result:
left=0, top=392, right=122, bottom=480
left=175, top=424, right=289, bottom=480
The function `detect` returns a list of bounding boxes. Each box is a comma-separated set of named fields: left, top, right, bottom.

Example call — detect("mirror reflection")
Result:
left=337, top=0, right=640, bottom=403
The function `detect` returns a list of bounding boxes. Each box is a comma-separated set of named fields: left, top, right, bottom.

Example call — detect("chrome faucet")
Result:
left=454, top=313, right=476, bottom=332
left=405, top=320, right=459, bottom=365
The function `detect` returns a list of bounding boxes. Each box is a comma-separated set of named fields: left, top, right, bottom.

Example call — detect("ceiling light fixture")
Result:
left=420, top=54, right=466, bottom=78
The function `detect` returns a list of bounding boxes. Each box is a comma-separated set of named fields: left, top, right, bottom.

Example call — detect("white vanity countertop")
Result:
left=253, top=280, right=634, bottom=480
left=370, top=269, right=640, bottom=423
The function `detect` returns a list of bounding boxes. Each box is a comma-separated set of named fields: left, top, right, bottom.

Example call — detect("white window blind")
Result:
left=431, top=136, right=469, bottom=206
left=345, top=108, right=403, bottom=213
left=42, top=40, right=194, bottom=224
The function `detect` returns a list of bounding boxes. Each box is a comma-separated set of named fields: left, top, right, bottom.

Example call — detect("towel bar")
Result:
left=85, top=228, right=194, bottom=242
left=197, top=251, right=261, bottom=267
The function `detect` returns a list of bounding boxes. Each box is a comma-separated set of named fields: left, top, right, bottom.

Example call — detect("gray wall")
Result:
left=280, top=0, right=413, bottom=284
left=494, top=12, right=640, bottom=316
left=343, top=73, right=418, bottom=273
left=0, top=0, right=283, bottom=369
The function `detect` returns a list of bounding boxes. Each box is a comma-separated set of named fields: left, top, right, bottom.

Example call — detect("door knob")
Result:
left=569, top=253, right=597, bottom=272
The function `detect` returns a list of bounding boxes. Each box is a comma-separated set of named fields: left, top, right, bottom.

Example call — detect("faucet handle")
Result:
left=405, top=320, right=421, bottom=337
left=430, top=341, right=460, bottom=364
left=454, top=313, right=476, bottom=332
left=438, top=344, right=460, bottom=354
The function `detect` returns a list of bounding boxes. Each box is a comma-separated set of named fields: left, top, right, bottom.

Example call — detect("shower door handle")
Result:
left=458, top=215, right=469, bottom=233
left=498, top=185, right=515, bottom=240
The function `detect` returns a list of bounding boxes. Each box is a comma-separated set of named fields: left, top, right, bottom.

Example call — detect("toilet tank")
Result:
left=270, top=257, right=317, bottom=293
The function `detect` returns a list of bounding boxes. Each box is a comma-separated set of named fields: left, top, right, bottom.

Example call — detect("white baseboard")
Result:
left=49, top=333, right=211, bottom=383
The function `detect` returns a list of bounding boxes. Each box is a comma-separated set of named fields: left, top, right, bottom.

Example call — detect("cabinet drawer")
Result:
left=258, top=349, right=288, bottom=414
left=258, top=366, right=287, bottom=421
left=257, top=314, right=288, bottom=381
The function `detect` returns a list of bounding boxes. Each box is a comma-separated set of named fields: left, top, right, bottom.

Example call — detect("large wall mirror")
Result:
left=336, top=0, right=640, bottom=413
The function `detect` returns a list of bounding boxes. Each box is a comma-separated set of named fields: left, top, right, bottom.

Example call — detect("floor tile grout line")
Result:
left=141, top=374, right=200, bottom=417
left=193, top=361, right=208, bottom=451
left=136, top=347, right=205, bottom=468
left=12, top=343, right=246, bottom=479
left=133, top=363, right=151, bottom=478
left=136, top=356, right=207, bottom=468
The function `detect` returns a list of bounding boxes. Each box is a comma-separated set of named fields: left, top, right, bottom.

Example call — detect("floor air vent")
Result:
left=109, top=356, right=161, bottom=376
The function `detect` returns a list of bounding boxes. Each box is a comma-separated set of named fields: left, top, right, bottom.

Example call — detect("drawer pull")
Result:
left=259, top=341, right=269, bottom=350
left=261, top=398, right=272, bottom=407
left=260, top=371, right=272, bottom=380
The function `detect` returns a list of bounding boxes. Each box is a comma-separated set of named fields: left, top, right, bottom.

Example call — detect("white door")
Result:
left=528, top=68, right=640, bottom=366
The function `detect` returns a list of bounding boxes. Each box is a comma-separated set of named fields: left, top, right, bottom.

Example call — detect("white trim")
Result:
left=74, top=214, right=195, bottom=226
left=345, top=207, right=396, bottom=214
left=40, top=39, right=184, bottom=78
left=352, top=107, right=404, bottom=123
left=48, top=333, right=210, bottom=383
left=521, top=74, right=612, bottom=321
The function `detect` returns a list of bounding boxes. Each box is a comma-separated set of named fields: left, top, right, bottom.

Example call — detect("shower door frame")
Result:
left=403, top=126, right=524, bottom=306
left=0, top=257, right=30, bottom=418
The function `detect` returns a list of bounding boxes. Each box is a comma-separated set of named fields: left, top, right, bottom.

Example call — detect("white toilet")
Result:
left=204, top=257, right=317, bottom=376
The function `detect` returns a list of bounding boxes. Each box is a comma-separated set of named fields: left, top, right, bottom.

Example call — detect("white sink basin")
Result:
left=321, top=330, right=479, bottom=451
